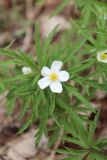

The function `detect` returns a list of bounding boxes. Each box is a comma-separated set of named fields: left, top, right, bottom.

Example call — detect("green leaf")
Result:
left=88, top=109, right=100, bottom=145
left=18, top=95, right=32, bottom=120
left=3, top=74, right=29, bottom=83
left=64, top=38, right=87, bottom=62
left=94, top=153, right=107, bottom=160
left=31, top=92, right=42, bottom=121
left=63, top=136, right=88, bottom=149
left=94, top=138, right=107, bottom=149
left=69, top=59, right=95, bottom=74
left=35, top=104, right=49, bottom=145
left=64, top=84, right=96, bottom=113
left=87, top=153, right=96, bottom=160
left=43, top=25, right=58, bottom=65
left=49, top=92, right=55, bottom=114
left=62, top=155, right=85, bottom=160
left=56, top=148, right=87, bottom=155
left=35, top=23, right=42, bottom=67
left=51, top=0, right=69, bottom=17
left=6, top=97, right=16, bottom=115
left=56, top=97, right=88, bottom=145
left=18, top=117, right=32, bottom=134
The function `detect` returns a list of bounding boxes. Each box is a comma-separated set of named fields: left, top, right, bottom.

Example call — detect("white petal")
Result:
left=50, top=81, right=62, bottom=93
left=59, top=71, right=69, bottom=82
left=38, top=77, right=50, bottom=89
left=41, top=66, right=51, bottom=77
left=97, top=51, right=107, bottom=63
left=51, top=60, right=63, bottom=71
left=22, top=67, right=32, bottom=75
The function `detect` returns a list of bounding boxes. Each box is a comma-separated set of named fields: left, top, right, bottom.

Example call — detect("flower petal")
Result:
left=38, top=77, right=50, bottom=89
left=41, top=66, right=51, bottom=76
left=51, top=60, right=63, bottom=71
left=50, top=81, right=62, bottom=93
left=97, top=51, right=107, bottom=63
left=22, top=67, right=32, bottom=75
left=59, top=71, right=69, bottom=82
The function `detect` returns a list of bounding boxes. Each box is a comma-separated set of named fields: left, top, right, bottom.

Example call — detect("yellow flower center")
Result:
left=100, top=53, right=107, bottom=60
left=50, top=73, right=58, bottom=81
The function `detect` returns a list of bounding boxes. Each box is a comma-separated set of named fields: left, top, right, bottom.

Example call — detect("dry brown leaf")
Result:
left=40, top=15, right=70, bottom=37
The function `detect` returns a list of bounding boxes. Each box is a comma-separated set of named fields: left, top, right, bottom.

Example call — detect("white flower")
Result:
left=38, top=60, right=69, bottom=93
left=97, top=50, right=107, bottom=63
left=22, top=67, right=32, bottom=75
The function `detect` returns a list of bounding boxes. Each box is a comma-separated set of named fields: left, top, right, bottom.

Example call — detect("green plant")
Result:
left=0, top=0, right=107, bottom=159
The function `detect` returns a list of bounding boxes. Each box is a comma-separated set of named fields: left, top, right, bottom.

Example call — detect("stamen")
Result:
left=50, top=73, right=58, bottom=81
left=100, top=53, right=107, bottom=60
